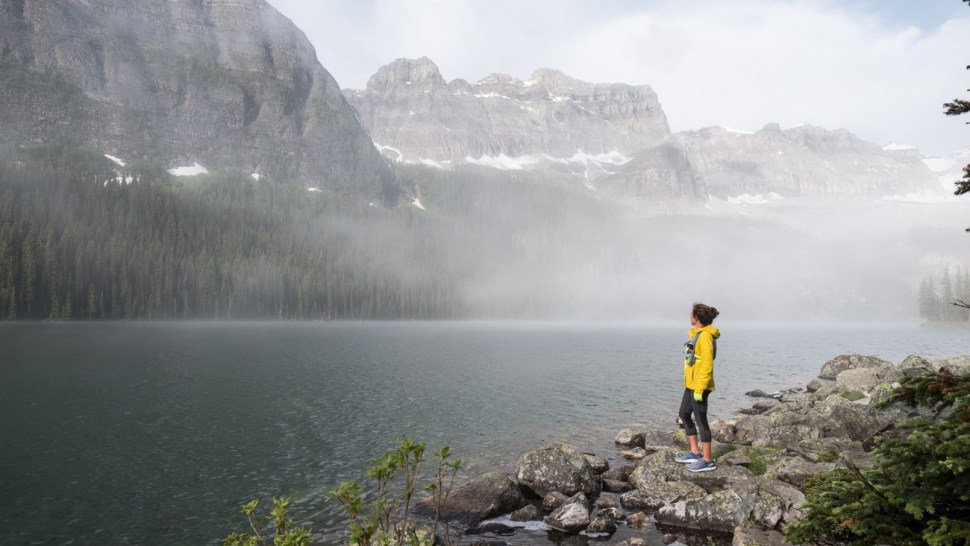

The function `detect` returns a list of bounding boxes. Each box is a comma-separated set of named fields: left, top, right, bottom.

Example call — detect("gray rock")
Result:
left=835, top=363, right=901, bottom=395
left=510, top=504, right=543, bottom=522
left=680, top=464, right=755, bottom=493
left=898, top=355, right=936, bottom=377
left=615, top=427, right=648, bottom=447
left=654, top=489, right=745, bottom=533
left=818, top=355, right=894, bottom=380
left=627, top=512, right=651, bottom=530
left=515, top=444, right=601, bottom=498
left=603, top=479, right=634, bottom=493
left=764, top=457, right=835, bottom=488
left=583, top=453, right=610, bottom=474
left=542, top=492, right=570, bottom=512
left=413, top=471, right=526, bottom=525
left=620, top=480, right=706, bottom=511
left=732, top=524, right=786, bottom=546
left=601, top=463, right=636, bottom=482
left=745, top=389, right=772, bottom=398
left=620, top=447, right=647, bottom=460
left=629, top=448, right=684, bottom=486
left=585, top=514, right=618, bottom=535
left=805, top=377, right=835, bottom=393
left=545, top=494, right=591, bottom=533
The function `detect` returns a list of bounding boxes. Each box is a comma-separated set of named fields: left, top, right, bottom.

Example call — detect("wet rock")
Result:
left=464, top=522, right=516, bottom=536
left=620, top=447, right=647, bottom=459
left=542, top=492, right=570, bottom=512
left=603, top=478, right=633, bottom=493
left=594, top=495, right=621, bottom=510
left=615, top=427, right=648, bottom=447
left=510, top=504, right=542, bottom=522
left=601, top=462, right=636, bottom=482
left=515, top=444, right=600, bottom=498
left=413, top=471, right=525, bottom=525
left=627, top=512, right=651, bottom=530
left=597, top=506, right=625, bottom=521
left=805, top=377, right=835, bottom=393
left=545, top=493, right=591, bottom=533
left=583, top=453, right=609, bottom=474
left=585, top=514, right=618, bottom=535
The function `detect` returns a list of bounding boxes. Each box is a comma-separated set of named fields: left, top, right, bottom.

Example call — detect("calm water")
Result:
left=0, top=321, right=965, bottom=545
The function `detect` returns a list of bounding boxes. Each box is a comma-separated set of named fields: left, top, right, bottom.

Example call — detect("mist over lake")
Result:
left=0, top=321, right=963, bottom=546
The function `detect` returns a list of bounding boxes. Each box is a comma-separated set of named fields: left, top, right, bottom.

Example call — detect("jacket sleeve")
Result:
left=693, top=332, right=715, bottom=393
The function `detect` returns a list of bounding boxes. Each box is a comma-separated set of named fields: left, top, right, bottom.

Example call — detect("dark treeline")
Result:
left=0, top=142, right=471, bottom=320
left=918, top=266, right=970, bottom=324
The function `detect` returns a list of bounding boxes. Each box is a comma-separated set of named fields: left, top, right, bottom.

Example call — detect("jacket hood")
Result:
left=689, top=325, right=720, bottom=339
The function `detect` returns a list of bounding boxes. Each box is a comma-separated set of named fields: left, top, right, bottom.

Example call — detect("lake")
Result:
left=0, top=321, right=965, bottom=545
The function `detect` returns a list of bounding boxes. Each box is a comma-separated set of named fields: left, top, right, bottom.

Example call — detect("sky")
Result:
left=268, top=0, right=970, bottom=156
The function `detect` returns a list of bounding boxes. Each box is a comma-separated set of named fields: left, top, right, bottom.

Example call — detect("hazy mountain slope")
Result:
left=0, top=0, right=395, bottom=202
left=675, top=124, right=943, bottom=199
left=344, top=57, right=672, bottom=176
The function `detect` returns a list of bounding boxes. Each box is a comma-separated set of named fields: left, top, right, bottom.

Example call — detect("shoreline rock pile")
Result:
left=414, top=354, right=970, bottom=546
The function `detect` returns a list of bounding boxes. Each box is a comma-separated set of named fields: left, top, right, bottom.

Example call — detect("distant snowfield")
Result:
left=104, top=154, right=126, bottom=166
left=726, top=192, right=785, bottom=205
left=167, top=163, right=209, bottom=176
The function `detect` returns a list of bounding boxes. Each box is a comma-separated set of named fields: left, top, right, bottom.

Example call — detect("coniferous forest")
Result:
left=0, top=142, right=475, bottom=320
left=0, top=141, right=639, bottom=321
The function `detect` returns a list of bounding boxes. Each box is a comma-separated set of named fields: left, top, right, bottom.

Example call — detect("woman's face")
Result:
left=690, top=314, right=699, bottom=327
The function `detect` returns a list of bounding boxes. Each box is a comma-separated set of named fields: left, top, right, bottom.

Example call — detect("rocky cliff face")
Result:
left=0, top=0, right=394, bottom=202
left=344, top=57, right=672, bottom=177
left=676, top=124, right=943, bottom=199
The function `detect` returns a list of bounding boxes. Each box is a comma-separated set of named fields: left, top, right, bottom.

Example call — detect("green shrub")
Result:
left=328, top=437, right=463, bottom=546
left=784, top=368, right=970, bottom=545
left=223, top=496, right=311, bottom=546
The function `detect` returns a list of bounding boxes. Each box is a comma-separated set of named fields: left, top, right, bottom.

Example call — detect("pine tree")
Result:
left=946, top=1, right=970, bottom=203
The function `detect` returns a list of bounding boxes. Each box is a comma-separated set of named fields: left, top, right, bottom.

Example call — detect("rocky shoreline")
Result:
left=414, top=353, right=970, bottom=546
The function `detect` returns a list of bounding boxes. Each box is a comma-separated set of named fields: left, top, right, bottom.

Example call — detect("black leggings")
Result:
left=679, top=388, right=711, bottom=442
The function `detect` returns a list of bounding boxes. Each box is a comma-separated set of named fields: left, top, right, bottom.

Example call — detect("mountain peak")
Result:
left=366, top=57, right=446, bottom=92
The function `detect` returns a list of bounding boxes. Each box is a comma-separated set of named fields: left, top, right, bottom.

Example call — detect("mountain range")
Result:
left=345, top=57, right=948, bottom=204
left=1, top=0, right=968, bottom=323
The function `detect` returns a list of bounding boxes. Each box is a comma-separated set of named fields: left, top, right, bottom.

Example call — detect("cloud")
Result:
left=270, top=0, right=970, bottom=155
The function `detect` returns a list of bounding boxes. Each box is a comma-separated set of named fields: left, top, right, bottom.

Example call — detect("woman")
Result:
left=675, top=302, right=721, bottom=472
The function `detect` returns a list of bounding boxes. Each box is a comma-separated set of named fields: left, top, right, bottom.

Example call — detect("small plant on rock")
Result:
left=328, top=436, right=464, bottom=546
left=223, top=496, right=311, bottom=546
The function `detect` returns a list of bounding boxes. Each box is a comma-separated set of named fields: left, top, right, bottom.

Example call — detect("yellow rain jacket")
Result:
left=684, top=325, right=720, bottom=397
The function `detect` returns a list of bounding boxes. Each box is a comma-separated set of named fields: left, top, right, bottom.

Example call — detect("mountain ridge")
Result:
left=346, top=57, right=944, bottom=202
left=0, top=0, right=396, bottom=203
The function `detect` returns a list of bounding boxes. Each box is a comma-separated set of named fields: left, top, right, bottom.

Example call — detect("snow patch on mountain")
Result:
left=727, top=193, right=785, bottom=205
left=167, top=163, right=208, bottom=176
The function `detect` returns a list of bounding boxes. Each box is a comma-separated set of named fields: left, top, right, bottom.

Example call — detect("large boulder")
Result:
left=810, top=394, right=881, bottom=442
left=818, top=355, right=893, bottom=380
left=654, top=489, right=744, bottom=534
left=515, top=444, right=601, bottom=498
left=620, top=480, right=706, bottom=511
left=628, top=448, right=683, bottom=486
left=835, top=363, right=901, bottom=396
left=413, top=471, right=526, bottom=525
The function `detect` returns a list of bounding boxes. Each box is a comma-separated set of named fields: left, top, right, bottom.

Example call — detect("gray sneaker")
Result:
left=687, top=458, right=717, bottom=472
left=674, top=451, right=702, bottom=463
